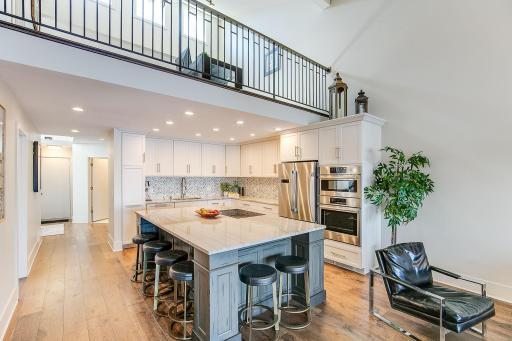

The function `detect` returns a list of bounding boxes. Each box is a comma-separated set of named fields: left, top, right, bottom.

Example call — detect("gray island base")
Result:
left=135, top=207, right=326, bottom=341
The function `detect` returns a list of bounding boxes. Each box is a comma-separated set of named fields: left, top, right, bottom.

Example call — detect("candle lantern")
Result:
left=328, top=72, right=348, bottom=119
left=355, top=90, right=368, bottom=114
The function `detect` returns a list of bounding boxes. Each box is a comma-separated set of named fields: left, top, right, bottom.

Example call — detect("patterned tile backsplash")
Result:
left=146, top=176, right=279, bottom=200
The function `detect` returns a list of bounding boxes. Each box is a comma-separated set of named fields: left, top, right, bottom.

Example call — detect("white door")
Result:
left=157, top=139, right=174, bottom=176
left=280, top=133, right=298, bottom=162
left=319, top=126, right=340, bottom=165
left=261, top=140, right=279, bottom=177
left=188, top=142, right=202, bottom=176
left=225, top=145, right=240, bottom=177
left=240, top=144, right=251, bottom=177
left=298, top=129, right=319, bottom=161
left=248, top=143, right=262, bottom=177
left=173, top=141, right=189, bottom=176
left=41, top=157, right=71, bottom=221
left=91, top=158, right=109, bottom=222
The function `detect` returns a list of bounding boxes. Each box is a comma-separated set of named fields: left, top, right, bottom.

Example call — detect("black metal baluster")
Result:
left=142, top=0, right=144, bottom=54
left=108, top=0, right=111, bottom=44
left=55, top=0, right=58, bottom=28
left=120, top=0, right=123, bottom=47
left=69, top=0, right=72, bottom=32
left=178, top=0, right=182, bottom=70
left=170, top=0, right=173, bottom=62
left=83, top=0, right=86, bottom=36
left=160, top=0, right=163, bottom=59
left=131, top=0, right=134, bottom=50
left=22, top=0, right=24, bottom=19
left=96, top=0, right=98, bottom=39
left=151, top=0, right=154, bottom=57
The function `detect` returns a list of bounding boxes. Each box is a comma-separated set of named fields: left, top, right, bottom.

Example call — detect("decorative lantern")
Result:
left=355, top=90, right=368, bottom=114
left=328, top=72, right=348, bottom=119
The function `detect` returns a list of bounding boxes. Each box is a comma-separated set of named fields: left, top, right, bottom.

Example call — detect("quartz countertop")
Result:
left=146, top=196, right=278, bottom=206
left=136, top=206, right=324, bottom=255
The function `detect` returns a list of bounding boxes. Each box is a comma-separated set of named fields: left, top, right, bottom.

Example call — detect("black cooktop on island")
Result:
left=220, top=209, right=265, bottom=219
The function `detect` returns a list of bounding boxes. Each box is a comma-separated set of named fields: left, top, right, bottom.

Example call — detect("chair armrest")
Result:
left=430, top=266, right=487, bottom=296
left=371, top=268, right=445, bottom=302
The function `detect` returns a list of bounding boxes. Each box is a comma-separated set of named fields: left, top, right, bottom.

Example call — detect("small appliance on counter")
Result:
left=278, top=161, right=318, bottom=223
left=319, top=164, right=361, bottom=246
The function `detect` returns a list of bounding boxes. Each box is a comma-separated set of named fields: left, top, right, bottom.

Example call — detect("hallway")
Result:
left=5, top=223, right=512, bottom=341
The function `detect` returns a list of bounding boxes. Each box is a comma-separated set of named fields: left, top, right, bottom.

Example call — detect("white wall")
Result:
left=72, top=143, right=108, bottom=223
left=215, top=0, right=512, bottom=302
left=0, top=79, right=41, bottom=338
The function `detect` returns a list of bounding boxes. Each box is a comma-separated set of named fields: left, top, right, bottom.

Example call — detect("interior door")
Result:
left=41, top=157, right=71, bottom=221
left=91, top=158, right=109, bottom=222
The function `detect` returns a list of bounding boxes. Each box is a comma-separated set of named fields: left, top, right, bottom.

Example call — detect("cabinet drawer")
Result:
left=324, top=245, right=361, bottom=268
left=207, top=200, right=225, bottom=206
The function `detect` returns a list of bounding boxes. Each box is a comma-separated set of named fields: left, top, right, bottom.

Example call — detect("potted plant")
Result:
left=364, top=147, right=435, bottom=245
left=220, top=183, right=232, bottom=197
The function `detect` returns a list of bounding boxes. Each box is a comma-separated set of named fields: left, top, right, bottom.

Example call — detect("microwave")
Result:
left=319, top=165, right=361, bottom=198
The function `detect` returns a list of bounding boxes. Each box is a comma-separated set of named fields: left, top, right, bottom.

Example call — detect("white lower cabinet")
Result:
left=123, top=205, right=144, bottom=245
left=122, top=166, right=145, bottom=205
left=324, top=239, right=362, bottom=269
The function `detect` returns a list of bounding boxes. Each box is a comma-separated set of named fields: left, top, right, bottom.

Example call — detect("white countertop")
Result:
left=136, top=206, right=324, bottom=255
left=146, top=196, right=278, bottom=206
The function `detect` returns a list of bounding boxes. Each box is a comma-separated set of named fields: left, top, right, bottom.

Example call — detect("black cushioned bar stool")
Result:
left=168, top=260, right=194, bottom=340
left=131, top=233, right=158, bottom=283
left=239, top=264, right=279, bottom=340
left=141, top=240, right=172, bottom=296
left=153, top=250, right=188, bottom=317
left=275, top=255, right=311, bottom=330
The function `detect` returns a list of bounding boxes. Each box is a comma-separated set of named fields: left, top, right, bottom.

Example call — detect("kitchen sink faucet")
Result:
left=180, top=177, right=187, bottom=199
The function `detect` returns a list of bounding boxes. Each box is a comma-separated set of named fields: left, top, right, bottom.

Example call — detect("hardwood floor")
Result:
left=5, top=223, right=512, bottom=341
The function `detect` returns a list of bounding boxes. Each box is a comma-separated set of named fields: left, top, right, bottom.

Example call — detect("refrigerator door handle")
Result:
left=310, top=172, right=316, bottom=220
left=291, top=169, right=297, bottom=213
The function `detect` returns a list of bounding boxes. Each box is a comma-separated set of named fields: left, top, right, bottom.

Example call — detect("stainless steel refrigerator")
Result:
left=278, top=161, right=318, bottom=223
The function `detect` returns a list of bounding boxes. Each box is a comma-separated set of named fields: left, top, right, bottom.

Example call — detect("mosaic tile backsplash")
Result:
left=146, top=176, right=279, bottom=200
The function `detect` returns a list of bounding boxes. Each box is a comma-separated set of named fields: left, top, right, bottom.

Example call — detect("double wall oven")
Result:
left=319, top=165, right=361, bottom=246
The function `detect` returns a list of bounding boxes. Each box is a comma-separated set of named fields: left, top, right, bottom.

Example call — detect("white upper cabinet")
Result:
left=319, top=126, right=341, bottom=165
left=122, top=133, right=145, bottom=166
left=298, top=129, right=319, bottom=161
left=241, top=143, right=262, bottom=177
left=318, top=124, right=361, bottom=165
left=261, top=140, right=279, bottom=177
left=145, top=138, right=173, bottom=176
left=225, top=145, right=241, bottom=177
left=280, top=129, right=318, bottom=162
left=202, top=144, right=226, bottom=177
left=174, top=141, right=202, bottom=176
left=280, top=133, right=298, bottom=162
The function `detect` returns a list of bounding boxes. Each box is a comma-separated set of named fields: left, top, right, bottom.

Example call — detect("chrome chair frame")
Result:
left=369, top=267, right=487, bottom=341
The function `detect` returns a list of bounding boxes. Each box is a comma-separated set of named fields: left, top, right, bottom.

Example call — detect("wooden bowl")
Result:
left=195, top=209, right=220, bottom=218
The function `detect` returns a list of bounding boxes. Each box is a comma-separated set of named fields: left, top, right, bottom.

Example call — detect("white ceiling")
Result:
left=0, top=61, right=298, bottom=144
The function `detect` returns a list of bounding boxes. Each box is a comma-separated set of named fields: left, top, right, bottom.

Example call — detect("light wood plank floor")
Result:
left=4, top=223, right=512, bottom=340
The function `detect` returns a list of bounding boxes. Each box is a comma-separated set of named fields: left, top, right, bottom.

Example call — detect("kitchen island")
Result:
left=135, top=206, right=326, bottom=341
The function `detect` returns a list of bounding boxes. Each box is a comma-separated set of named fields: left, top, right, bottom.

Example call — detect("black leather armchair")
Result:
left=369, top=242, right=495, bottom=341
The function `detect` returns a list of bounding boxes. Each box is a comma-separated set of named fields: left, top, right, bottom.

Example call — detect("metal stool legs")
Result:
left=153, top=263, right=174, bottom=317
left=142, top=252, right=167, bottom=297
left=277, top=270, right=311, bottom=330
left=169, top=280, right=194, bottom=340
left=131, top=244, right=143, bottom=283
left=240, top=282, right=279, bottom=340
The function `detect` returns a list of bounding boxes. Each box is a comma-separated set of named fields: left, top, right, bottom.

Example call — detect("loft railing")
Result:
left=0, top=0, right=330, bottom=115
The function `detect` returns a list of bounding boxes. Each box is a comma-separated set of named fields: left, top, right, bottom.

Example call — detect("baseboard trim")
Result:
left=27, top=237, right=42, bottom=276
left=434, top=273, right=512, bottom=304
left=108, top=234, right=123, bottom=252
left=0, top=286, right=19, bottom=341
left=40, top=224, right=64, bottom=236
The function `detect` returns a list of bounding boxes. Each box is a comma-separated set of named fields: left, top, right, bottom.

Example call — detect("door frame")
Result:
left=89, top=157, right=109, bottom=223
left=16, top=127, right=28, bottom=278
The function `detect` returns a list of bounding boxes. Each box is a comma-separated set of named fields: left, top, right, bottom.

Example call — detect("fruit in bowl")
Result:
left=195, top=208, right=220, bottom=218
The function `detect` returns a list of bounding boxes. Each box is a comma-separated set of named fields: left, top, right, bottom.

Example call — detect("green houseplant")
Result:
left=364, top=147, right=435, bottom=245
left=220, top=183, right=232, bottom=197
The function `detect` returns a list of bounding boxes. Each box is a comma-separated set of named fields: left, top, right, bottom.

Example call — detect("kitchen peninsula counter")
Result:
left=135, top=206, right=325, bottom=341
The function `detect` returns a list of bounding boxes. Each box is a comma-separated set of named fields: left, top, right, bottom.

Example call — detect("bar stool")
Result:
left=275, top=255, right=311, bottom=330
left=169, top=260, right=194, bottom=340
left=153, top=250, right=188, bottom=317
left=239, top=264, right=279, bottom=340
left=131, top=233, right=158, bottom=283
left=142, top=240, right=172, bottom=296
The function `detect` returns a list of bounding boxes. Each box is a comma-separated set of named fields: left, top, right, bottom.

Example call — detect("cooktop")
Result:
left=220, top=209, right=265, bottom=219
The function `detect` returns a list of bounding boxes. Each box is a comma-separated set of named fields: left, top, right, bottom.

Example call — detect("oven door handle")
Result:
left=320, top=204, right=361, bottom=213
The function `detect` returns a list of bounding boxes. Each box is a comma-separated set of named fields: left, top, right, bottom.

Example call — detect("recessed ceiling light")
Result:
left=195, top=133, right=202, bottom=137
left=236, top=120, right=244, bottom=125
left=250, top=133, right=255, bottom=137
left=185, top=111, right=194, bottom=116
left=153, top=128, right=160, bottom=132
left=98, top=138, right=105, bottom=141
left=166, top=120, right=174, bottom=125
left=274, top=127, right=282, bottom=131
left=229, top=137, right=235, bottom=141
left=71, top=129, right=80, bottom=133
left=72, top=107, right=84, bottom=112
left=212, top=128, right=220, bottom=132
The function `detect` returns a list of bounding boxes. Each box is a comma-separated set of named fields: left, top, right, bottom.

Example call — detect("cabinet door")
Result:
left=213, top=144, right=226, bottom=177
left=188, top=142, right=202, bottom=176
left=261, top=140, right=279, bottom=177
left=318, top=126, right=340, bottom=165
left=280, top=133, right=298, bottom=162
left=173, top=141, right=189, bottom=176
left=240, top=144, right=251, bottom=177
left=201, top=144, right=214, bottom=177
left=298, top=129, right=318, bottom=161
left=157, top=139, right=174, bottom=176
left=122, top=133, right=145, bottom=166
left=144, top=138, right=158, bottom=176
left=248, top=143, right=262, bottom=177
left=202, top=144, right=225, bottom=177
left=122, top=166, right=145, bottom=205
left=340, top=124, right=361, bottom=164
left=225, top=145, right=241, bottom=177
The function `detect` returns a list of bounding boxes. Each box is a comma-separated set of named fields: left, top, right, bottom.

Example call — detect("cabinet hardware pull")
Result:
left=331, top=251, right=347, bottom=259
left=212, top=165, right=215, bottom=174
left=273, top=164, right=277, bottom=174
left=143, top=152, right=146, bottom=163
